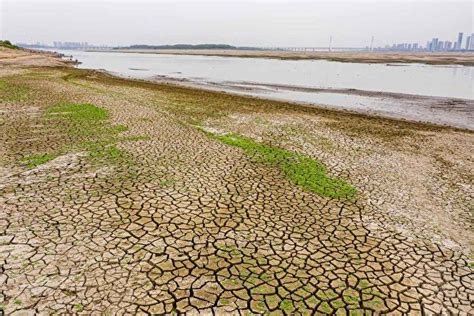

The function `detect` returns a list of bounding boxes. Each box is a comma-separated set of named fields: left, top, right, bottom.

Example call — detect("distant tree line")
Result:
left=0, top=40, right=19, bottom=49
left=115, top=44, right=262, bottom=50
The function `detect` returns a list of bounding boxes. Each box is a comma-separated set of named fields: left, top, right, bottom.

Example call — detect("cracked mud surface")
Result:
left=0, top=54, right=473, bottom=315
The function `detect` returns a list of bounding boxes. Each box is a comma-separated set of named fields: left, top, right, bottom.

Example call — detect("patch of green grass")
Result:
left=83, top=142, right=126, bottom=161
left=30, top=102, right=132, bottom=166
left=110, top=124, right=128, bottom=133
left=73, top=303, right=84, bottom=312
left=47, top=102, right=108, bottom=123
left=13, top=299, right=22, bottom=305
left=205, top=131, right=356, bottom=199
left=22, top=153, right=55, bottom=168
left=0, top=79, right=29, bottom=102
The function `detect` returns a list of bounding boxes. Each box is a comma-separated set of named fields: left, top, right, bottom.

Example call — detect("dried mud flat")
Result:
left=0, top=49, right=473, bottom=315
left=107, top=49, right=474, bottom=66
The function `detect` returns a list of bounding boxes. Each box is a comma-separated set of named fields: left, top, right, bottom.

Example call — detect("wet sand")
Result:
left=151, top=74, right=474, bottom=130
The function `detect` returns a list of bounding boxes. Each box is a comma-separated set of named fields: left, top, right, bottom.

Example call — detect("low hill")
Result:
left=0, top=40, right=19, bottom=49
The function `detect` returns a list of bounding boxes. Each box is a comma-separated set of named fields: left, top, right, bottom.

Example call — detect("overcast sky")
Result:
left=1, top=0, right=472, bottom=47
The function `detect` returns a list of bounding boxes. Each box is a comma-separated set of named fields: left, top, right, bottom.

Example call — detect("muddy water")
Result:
left=57, top=50, right=474, bottom=129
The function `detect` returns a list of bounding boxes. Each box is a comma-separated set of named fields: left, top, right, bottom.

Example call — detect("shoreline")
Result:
left=3, top=46, right=473, bottom=131
left=91, top=69, right=473, bottom=131
left=25, top=47, right=474, bottom=130
left=95, top=68, right=474, bottom=132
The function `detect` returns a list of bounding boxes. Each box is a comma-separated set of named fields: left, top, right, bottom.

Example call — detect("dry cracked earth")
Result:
left=0, top=50, right=473, bottom=315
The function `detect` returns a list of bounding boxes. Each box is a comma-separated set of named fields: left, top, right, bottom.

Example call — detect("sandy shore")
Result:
left=95, top=48, right=474, bottom=65
left=0, top=47, right=75, bottom=67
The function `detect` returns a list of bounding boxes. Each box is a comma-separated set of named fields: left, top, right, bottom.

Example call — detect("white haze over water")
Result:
left=1, top=0, right=473, bottom=47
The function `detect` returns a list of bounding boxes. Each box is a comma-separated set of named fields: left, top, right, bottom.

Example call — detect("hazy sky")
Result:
left=1, top=0, right=472, bottom=47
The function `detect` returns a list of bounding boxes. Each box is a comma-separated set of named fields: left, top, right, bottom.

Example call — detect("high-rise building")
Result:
left=471, top=33, right=474, bottom=50
left=445, top=41, right=452, bottom=51
left=438, top=41, right=444, bottom=51
left=431, top=38, right=439, bottom=51
left=456, top=32, right=463, bottom=50
left=466, top=36, right=472, bottom=50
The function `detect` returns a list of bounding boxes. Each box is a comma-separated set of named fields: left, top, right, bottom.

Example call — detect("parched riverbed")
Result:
left=0, top=48, right=473, bottom=314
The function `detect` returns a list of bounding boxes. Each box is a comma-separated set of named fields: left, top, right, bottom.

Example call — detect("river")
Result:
left=55, top=50, right=474, bottom=129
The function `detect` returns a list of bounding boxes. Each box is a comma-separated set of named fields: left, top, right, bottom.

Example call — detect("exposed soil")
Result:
left=0, top=47, right=74, bottom=67
left=0, top=48, right=473, bottom=315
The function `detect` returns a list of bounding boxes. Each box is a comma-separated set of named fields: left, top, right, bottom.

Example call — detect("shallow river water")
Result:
left=56, top=50, right=474, bottom=129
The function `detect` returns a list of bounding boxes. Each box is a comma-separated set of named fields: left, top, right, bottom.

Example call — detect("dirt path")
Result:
left=0, top=50, right=473, bottom=314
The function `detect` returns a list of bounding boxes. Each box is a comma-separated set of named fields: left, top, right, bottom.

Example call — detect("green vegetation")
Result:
left=45, top=102, right=129, bottom=162
left=73, top=303, right=84, bottom=312
left=47, top=102, right=108, bottom=124
left=13, top=299, right=22, bottom=305
left=205, top=131, right=357, bottom=199
left=22, top=153, right=55, bottom=168
left=0, top=79, right=29, bottom=102
left=0, top=40, right=19, bottom=49
left=18, top=102, right=131, bottom=169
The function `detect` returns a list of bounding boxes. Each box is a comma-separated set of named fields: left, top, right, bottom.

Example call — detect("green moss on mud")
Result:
left=14, top=103, right=130, bottom=168
left=205, top=131, right=357, bottom=199
left=0, top=79, right=29, bottom=102
left=22, top=153, right=55, bottom=168
left=45, top=102, right=128, bottom=162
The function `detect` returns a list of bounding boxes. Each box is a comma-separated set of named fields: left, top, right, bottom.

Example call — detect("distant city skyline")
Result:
left=17, top=30, right=474, bottom=53
left=382, top=31, right=474, bottom=52
left=1, top=0, right=472, bottom=48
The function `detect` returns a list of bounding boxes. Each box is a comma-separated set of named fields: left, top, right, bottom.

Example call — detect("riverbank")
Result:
left=49, top=49, right=474, bottom=130
left=91, top=48, right=474, bottom=66
left=1, top=48, right=473, bottom=314
left=151, top=74, right=474, bottom=130
left=0, top=46, right=75, bottom=67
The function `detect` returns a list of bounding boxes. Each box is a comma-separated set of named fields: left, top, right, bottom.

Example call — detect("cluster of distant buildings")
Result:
left=16, top=32, right=474, bottom=53
left=52, top=41, right=90, bottom=49
left=384, top=32, right=474, bottom=52
left=17, top=41, right=111, bottom=50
